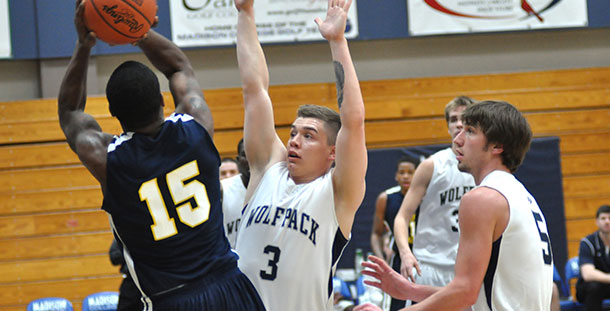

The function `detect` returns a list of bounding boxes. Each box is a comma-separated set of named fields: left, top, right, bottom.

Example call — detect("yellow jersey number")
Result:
left=139, top=160, right=211, bottom=241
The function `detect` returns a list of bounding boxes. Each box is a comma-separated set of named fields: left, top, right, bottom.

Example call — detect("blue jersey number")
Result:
left=532, top=211, right=552, bottom=265
left=260, top=245, right=281, bottom=281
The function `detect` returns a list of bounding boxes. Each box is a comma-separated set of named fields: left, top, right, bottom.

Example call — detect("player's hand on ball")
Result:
left=75, top=0, right=96, bottom=48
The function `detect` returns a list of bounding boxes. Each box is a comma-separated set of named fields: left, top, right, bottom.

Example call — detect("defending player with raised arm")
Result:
left=57, top=1, right=264, bottom=309
left=393, top=97, right=475, bottom=290
left=356, top=101, right=553, bottom=311
left=234, top=0, right=367, bottom=309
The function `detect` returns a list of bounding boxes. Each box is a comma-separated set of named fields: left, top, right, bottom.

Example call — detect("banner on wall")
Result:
left=169, top=0, right=358, bottom=47
left=0, top=0, right=11, bottom=58
left=407, top=0, right=588, bottom=36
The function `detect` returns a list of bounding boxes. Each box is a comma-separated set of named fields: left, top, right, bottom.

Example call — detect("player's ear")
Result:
left=328, top=145, right=336, bottom=161
left=491, top=143, right=503, bottom=155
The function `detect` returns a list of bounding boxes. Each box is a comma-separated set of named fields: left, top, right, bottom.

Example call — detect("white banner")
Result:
left=169, top=0, right=358, bottom=47
left=407, top=0, right=588, bottom=36
left=0, top=0, right=11, bottom=58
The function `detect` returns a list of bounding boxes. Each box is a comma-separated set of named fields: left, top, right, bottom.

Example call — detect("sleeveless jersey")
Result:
left=474, top=170, right=553, bottom=311
left=235, top=161, right=348, bottom=311
left=102, top=113, right=237, bottom=300
left=384, top=186, right=403, bottom=233
left=383, top=187, right=409, bottom=311
left=413, top=148, right=475, bottom=267
left=221, top=174, right=247, bottom=248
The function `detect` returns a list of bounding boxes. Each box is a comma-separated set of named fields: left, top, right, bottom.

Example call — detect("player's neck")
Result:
left=474, top=163, right=509, bottom=185
left=129, top=119, right=164, bottom=136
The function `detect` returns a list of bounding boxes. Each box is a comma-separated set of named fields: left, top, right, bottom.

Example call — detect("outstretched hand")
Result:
left=235, top=0, right=254, bottom=12
left=400, top=252, right=421, bottom=282
left=314, top=0, right=352, bottom=41
left=360, top=255, right=412, bottom=301
left=75, top=0, right=96, bottom=48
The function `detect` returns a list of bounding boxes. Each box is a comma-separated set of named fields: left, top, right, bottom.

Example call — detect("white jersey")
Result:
left=474, top=170, right=553, bottom=311
left=221, top=174, right=247, bottom=248
left=413, top=148, right=475, bottom=268
left=235, top=162, right=348, bottom=311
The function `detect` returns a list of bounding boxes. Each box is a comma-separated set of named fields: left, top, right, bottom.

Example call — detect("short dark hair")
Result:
left=596, top=205, right=610, bottom=218
left=221, top=157, right=237, bottom=164
left=397, top=155, right=420, bottom=169
left=237, top=138, right=244, bottom=155
left=462, top=101, right=532, bottom=173
left=296, top=104, right=341, bottom=145
left=444, top=96, right=475, bottom=122
left=106, top=61, right=163, bottom=130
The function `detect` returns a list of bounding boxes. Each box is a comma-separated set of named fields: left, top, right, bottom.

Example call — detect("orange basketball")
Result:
left=83, top=0, right=157, bottom=45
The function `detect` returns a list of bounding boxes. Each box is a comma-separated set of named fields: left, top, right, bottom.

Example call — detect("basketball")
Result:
left=83, top=0, right=157, bottom=45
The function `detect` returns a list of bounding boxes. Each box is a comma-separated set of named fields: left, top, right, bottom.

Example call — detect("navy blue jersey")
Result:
left=384, top=190, right=404, bottom=233
left=102, top=113, right=237, bottom=297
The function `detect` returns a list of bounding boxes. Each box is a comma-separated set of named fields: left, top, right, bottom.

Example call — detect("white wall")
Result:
left=1, top=27, right=610, bottom=101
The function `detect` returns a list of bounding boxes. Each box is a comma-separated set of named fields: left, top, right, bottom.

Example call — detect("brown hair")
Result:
left=296, top=104, right=341, bottom=145
left=444, top=96, right=475, bottom=123
left=462, top=101, right=532, bottom=172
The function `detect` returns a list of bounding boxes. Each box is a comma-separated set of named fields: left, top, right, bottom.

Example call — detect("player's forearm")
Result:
left=138, top=30, right=191, bottom=79
left=328, top=39, right=364, bottom=124
left=58, top=42, right=92, bottom=115
left=370, top=233, right=385, bottom=259
left=393, top=215, right=413, bottom=258
left=237, top=8, right=269, bottom=95
left=405, top=282, right=473, bottom=311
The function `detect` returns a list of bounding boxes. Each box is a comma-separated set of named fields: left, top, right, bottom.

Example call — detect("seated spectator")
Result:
left=576, top=204, right=610, bottom=311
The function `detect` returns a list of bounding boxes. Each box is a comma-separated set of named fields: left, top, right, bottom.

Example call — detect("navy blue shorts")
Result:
left=144, top=266, right=265, bottom=311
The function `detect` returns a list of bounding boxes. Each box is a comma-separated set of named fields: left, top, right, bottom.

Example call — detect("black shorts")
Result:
left=145, top=266, right=265, bottom=311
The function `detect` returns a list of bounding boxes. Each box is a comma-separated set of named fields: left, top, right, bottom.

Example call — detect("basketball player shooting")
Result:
left=57, top=1, right=265, bottom=309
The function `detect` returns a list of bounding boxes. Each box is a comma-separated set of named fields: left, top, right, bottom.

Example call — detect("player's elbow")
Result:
left=463, top=290, right=479, bottom=306
left=341, top=106, right=365, bottom=127
left=451, top=279, right=480, bottom=307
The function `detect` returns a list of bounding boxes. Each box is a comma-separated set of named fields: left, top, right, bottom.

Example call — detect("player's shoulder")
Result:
left=461, top=187, right=507, bottom=213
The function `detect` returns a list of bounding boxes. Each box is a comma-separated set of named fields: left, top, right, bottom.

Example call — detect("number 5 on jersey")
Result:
left=139, top=160, right=211, bottom=240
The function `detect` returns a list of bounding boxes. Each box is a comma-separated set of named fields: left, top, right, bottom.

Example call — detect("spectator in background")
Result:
left=220, top=157, right=239, bottom=180
left=109, top=239, right=142, bottom=311
left=370, top=155, right=419, bottom=310
left=576, top=204, right=610, bottom=311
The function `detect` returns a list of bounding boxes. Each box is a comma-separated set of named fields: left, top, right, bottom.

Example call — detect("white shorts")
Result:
left=405, top=262, right=455, bottom=306
left=414, top=261, right=454, bottom=286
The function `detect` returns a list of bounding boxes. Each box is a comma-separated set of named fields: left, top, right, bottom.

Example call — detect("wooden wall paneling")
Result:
left=0, top=210, right=111, bottom=239
left=0, top=232, right=114, bottom=261
left=0, top=188, right=102, bottom=216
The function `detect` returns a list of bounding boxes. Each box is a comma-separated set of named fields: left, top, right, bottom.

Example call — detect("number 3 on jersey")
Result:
left=139, top=160, right=211, bottom=240
left=260, top=245, right=281, bottom=281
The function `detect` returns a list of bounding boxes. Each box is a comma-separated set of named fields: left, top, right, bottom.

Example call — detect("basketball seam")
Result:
left=119, top=0, right=154, bottom=26
left=90, top=0, right=152, bottom=41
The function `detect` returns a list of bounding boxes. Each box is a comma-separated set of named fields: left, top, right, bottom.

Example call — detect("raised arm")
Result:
left=317, top=0, right=367, bottom=236
left=393, top=158, right=433, bottom=281
left=58, top=0, right=113, bottom=187
left=235, top=0, right=286, bottom=195
left=137, top=30, right=211, bottom=134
